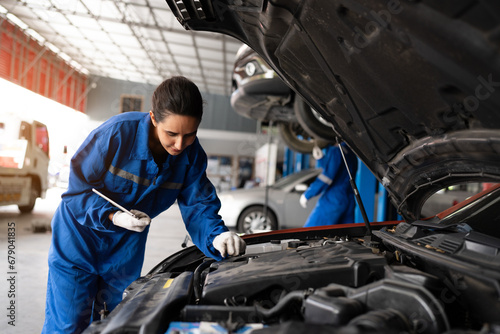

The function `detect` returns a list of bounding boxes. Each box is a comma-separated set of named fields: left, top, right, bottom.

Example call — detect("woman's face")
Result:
left=150, top=111, right=200, bottom=156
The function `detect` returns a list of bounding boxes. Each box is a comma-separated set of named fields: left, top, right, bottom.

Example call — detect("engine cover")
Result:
left=202, top=241, right=386, bottom=305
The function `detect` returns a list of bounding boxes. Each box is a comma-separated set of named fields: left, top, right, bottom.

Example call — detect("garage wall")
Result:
left=85, top=75, right=262, bottom=191
left=0, top=19, right=88, bottom=112
left=85, top=75, right=257, bottom=133
left=201, top=93, right=257, bottom=132
left=85, top=76, right=154, bottom=121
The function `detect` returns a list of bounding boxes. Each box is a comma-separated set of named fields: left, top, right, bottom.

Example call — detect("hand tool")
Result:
left=92, top=188, right=137, bottom=218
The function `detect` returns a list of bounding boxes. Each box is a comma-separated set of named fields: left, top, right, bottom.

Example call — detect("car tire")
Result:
left=278, top=122, right=328, bottom=154
left=18, top=184, right=39, bottom=213
left=237, top=206, right=278, bottom=234
left=294, top=96, right=336, bottom=142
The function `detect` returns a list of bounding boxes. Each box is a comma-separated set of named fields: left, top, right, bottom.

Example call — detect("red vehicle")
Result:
left=0, top=117, right=50, bottom=212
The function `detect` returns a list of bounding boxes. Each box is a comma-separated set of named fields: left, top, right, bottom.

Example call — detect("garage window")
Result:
left=120, top=95, right=144, bottom=113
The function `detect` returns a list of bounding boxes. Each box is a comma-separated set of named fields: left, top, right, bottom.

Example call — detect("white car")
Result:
left=218, top=169, right=321, bottom=233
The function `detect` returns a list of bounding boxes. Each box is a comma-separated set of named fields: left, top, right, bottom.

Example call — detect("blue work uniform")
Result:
left=42, top=112, right=228, bottom=333
left=303, top=143, right=358, bottom=227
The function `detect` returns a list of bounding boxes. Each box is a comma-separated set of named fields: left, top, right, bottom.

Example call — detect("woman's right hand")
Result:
left=111, top=210, right=151, bottom=232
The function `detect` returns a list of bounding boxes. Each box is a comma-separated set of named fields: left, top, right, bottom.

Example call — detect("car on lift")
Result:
left=84, top=1, right=500, bottom=333
left=231, top=44, right=334, bottom=153
left=218, top=168, right=321, bottom=234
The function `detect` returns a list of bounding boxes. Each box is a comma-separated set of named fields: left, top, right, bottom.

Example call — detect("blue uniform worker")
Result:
left=301, top=143, right=358, bottom=227
left=42, top=77, right=245, bottom=333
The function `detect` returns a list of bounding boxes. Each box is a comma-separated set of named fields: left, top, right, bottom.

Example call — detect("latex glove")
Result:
left=299, top=194, right=308, bottom=208
left=312, top=145, right=324, bottom=160
left=112, top=210, right=151, bottom=232
left=213, top=231, right=246, bottom=258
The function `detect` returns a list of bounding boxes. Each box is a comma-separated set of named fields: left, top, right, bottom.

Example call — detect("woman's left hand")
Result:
left=213, top=231, right=246, bottom=258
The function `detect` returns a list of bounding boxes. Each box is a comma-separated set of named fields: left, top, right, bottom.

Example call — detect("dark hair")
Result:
left=151, top=76, right=203, bottom=122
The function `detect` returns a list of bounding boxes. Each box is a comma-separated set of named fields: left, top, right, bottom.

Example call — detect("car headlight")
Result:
left=245, top=61, right=257, bottom=76
left=243, top=60, right=265, bottom=77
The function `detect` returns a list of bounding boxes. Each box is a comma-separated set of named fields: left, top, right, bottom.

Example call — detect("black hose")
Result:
left=349, top=308, right=411, bottom=333
left=254, top=290, right=308, bottom=319
left=193, top=259, right=216, bottom=301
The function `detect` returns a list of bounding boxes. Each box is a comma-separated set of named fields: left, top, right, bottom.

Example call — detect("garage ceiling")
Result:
left=1, top=0, right=243, bottom=96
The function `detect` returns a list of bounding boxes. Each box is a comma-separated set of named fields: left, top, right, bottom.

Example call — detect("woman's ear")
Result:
left=149, top=110, right=157, bottom=127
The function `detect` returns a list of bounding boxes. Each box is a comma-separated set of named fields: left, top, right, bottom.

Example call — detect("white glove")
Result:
left=312, top=145, right=324, bottom=160
left=299, top=194, right=308, bottom=208
left=112, top=210, right=151, bottom=232
left=213, top=231, right=246, bottom=258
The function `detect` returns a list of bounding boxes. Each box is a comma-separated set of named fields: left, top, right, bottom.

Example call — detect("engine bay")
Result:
left=85, top=222, right=500, bottom=334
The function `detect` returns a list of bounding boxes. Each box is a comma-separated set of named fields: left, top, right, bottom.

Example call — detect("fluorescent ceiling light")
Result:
left=45, top=42, right=61, bottom=54
left=59, top=52, right=71, bottom=62
left=6, top=13, right=28, bottom=30
left=26, top=29, right=46, bottom=43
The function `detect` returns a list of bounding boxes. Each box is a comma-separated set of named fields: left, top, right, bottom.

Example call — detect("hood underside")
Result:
left=166, top=0, right=500, bottom=220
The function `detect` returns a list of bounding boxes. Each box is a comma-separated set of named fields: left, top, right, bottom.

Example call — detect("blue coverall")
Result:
left=42, top=112, right=228, bottom=333
left=303, top=143, right=358, bottom=227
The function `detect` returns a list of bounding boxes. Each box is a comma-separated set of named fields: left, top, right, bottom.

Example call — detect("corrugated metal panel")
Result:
left=0, top=21, right=13, bottom=79
left=66, top=76, right=73, bottom=107
left=0, top=19, right=88, bottom=112
left=13, top=40, right=21, bottom=83
left=48, top=63, right=54, bottom=101
left=0, top=41, right=12, bottom=78
left=76, top=78, right=87, bottom=112
left=39, top=58, right=47, bottom=96
left=26, top=49, right=35, bottom=91
left=57, top=68, right=64, bottom=103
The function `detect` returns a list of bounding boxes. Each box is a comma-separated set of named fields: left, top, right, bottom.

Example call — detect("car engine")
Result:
left=85, top=220, right=500, bottom=334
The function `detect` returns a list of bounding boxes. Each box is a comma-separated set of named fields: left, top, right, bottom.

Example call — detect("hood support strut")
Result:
left=338, top=139, right=372, bottom=236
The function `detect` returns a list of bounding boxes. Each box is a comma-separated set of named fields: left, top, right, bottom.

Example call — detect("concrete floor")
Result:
left=0, top=187, right=189, bottom=334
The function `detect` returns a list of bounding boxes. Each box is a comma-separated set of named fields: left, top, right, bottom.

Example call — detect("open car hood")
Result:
left=165, top=0, right=500, bottom=220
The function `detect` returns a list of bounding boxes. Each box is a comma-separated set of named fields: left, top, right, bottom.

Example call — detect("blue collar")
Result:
left=129, top=113, right=152, bottom=160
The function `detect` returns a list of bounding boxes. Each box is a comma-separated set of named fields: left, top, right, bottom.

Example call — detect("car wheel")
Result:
left=18, top=184, right=39, bottom=213
left=278, top=122, right=328, bottom=154
left=237, top=206, right=278, bottom=234
left=294, top=96, right=336, bottom=142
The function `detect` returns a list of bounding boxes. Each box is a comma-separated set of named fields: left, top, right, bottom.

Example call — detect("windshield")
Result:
left=440, top=184, right=500, bottom=238
left=421, top=182, right=486, bottom=217
left=272, top=169, right=319, bottom=190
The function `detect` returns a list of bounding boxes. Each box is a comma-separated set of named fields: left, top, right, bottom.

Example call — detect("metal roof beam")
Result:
left=143, top=0, right=182, bottom=78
